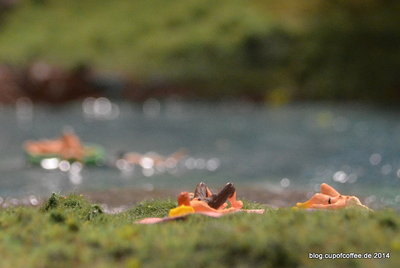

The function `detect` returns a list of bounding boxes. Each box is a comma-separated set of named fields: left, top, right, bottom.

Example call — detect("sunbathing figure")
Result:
left=193, top=182, right=243, bottom=210
left=169, top=182, right=243, bottom=216
left=296, top=183, right=370, bottom=210
left=24, top=130, right=84, bottom=160
left=119, top=149, right=187, bottom=167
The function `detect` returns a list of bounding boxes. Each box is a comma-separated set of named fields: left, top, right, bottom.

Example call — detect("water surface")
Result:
left=1, top=100, right=400, bottom=208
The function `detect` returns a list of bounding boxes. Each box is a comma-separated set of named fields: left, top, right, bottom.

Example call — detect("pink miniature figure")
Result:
left=296, top=183, right=370, bottom=210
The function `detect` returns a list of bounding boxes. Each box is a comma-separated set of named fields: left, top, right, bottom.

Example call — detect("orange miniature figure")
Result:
left=137, top=182, right=264, bottom=224
left=24, top=130, right=85, bottom=160
left=296, top=183, right=370, bottom=210
left=177, top=182, right=243, bottom=214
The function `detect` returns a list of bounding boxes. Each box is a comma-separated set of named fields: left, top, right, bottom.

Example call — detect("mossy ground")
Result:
left=0, top=193, right=399, bottom=267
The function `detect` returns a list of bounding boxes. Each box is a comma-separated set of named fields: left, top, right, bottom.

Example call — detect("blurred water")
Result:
left=1, top=100, right=400, bottom=208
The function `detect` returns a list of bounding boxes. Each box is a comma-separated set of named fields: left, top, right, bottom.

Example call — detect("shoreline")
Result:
left=0, top=186, right=386, bottom=212
left=0, top=187, right=309, bottom=211
left=82, top=187, right=310, bottom=212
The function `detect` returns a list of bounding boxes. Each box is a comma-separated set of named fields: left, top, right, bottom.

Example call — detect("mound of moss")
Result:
left=0, top=193, right=399, bottom=267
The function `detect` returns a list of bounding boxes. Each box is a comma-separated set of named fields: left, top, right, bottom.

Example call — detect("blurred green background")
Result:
left=0, top=0, right=399, bottom=102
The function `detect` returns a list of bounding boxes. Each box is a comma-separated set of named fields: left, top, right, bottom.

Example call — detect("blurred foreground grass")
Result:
left=0, top=194, right=399, bottom=267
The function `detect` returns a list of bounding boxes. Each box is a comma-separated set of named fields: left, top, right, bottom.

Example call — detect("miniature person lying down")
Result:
left=136, top=182, right=264, bottom=224
left=295, top=183, right=370, bottom=210
left=169, top=182, right=244, bottom=217
left=118, top=149, right=187, bottom=166
left=24, top=130, right=84, bottom=160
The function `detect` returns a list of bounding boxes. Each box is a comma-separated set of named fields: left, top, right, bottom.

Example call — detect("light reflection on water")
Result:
left=1, top=100, right=400, bottom=208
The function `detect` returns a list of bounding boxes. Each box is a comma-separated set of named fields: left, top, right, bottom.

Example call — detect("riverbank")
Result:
left=2, top=185, right=386, bottom=213
left=82, top=187, right=309, bottom=213
left=0, top=187, right=309, bottom=211
left=0, top=193, right=398, bottom=267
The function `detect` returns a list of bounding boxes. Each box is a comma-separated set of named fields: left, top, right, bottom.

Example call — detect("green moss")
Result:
left=0, top=194, right=399, bottom=267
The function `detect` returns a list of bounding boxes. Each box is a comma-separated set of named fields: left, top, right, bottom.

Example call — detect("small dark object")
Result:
left=43, top=193, right=60, bottom=211
left=117, top=151, right=127, bottom=159
left=50, top=212, right=65, bottom=223
left=194, top=182, right=236, bottom=209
